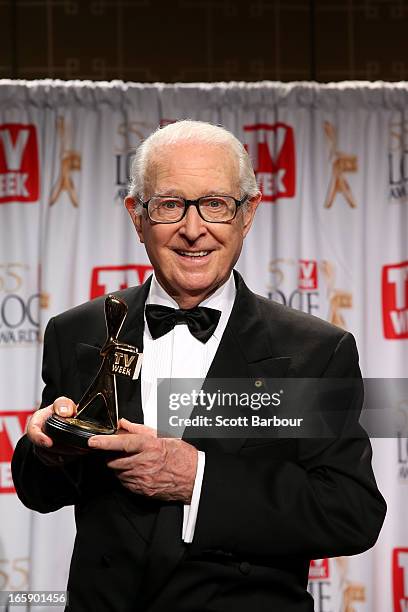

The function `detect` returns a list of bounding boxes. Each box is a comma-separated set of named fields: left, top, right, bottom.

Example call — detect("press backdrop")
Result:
left=0, top=79, right=407, bottom=612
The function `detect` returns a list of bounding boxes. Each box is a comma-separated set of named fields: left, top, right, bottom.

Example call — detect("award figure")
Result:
left=45, top=295, right=142, bottom=449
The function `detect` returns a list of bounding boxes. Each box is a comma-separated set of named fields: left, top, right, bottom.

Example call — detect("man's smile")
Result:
left=172, top=248, right=214, bottom=262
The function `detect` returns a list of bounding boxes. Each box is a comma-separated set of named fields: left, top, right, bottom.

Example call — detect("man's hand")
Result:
left=26, top=397, right=78, bottom=465
left=88, top=418, right=198, bottom=503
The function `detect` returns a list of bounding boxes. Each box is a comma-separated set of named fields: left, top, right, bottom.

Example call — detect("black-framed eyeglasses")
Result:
left=139, top=194, right=248, bottom=224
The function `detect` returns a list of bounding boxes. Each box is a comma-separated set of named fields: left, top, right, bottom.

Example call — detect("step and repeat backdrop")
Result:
left=0, top=80, right=407, bottom=611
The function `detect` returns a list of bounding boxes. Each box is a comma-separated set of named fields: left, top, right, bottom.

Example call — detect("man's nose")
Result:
left=178, top=205, right=207, bottom=240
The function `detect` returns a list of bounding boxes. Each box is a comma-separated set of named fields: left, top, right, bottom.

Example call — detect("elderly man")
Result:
left=12, top=120, right=386, bottom=612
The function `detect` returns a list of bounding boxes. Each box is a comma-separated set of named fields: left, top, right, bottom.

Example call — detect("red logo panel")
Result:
left=393, top=548, right=408, bottom=612
left=299, top=260, right=318, bottom=290
left=309, top=559, right=329, bottom=580
left=90, top=264, right=153, bottom=299
left=0, top=124, right=39, bottom=203
left=243, top=123, right=296, bottom=202
left=0, top=410, right=33, bottom=493
left=382, top=261, right=408, bottom=339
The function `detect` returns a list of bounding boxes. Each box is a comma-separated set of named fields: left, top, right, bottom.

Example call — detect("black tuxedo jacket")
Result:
left=12, top=271, right=386, bottom=612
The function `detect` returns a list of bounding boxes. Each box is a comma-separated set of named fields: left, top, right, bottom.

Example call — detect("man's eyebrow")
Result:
left=155, top=189, right=234, bottom=197
left=154, top=189, right=182, bottom=196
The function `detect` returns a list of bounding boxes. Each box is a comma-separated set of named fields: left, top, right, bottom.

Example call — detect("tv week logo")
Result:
left=393, top=548, right=408, bottom=612
left=0, top=410, right=33, bottom=493
left=298, top=259, right=318, bottom=290
left=382, top=261, right=408, bottom=339
left=0, top=124, right=39, bottom=203
left=308, top=559, right=331, bottom=612
left=309, top=559, right=329, bottom=580
left=90, top=264, right=153, bottom=299
left=243, top=123, right=296, bottom=202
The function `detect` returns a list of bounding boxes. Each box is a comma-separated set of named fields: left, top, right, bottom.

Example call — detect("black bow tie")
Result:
left=145, top=304, right=221, bottom=343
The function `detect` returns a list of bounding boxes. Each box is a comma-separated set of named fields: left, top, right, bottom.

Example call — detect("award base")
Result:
left=45, top=414, right=116, bottom=450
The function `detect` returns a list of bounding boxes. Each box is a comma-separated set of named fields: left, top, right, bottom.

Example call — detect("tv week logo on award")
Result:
left=382, top=260, right=408, bottom=339
left=0, top=410, right=34, bottom=493
left=90, top=264, right=153, bottom=299
left=0, top=124, right=39, bottom=203
left=243, top=123, right=296, bottom=202
left=393, top=548, right=408, bottom=612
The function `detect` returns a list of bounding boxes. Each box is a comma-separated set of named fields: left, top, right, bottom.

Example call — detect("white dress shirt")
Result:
left=141, top=272, right=236, bottom=543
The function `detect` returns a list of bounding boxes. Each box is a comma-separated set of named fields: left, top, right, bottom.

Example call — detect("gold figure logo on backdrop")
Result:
left=320, top=261, right=352, bottom=329
left=114, top=121, right=153, bottom=153
left=324, top=121, right=358, bottom=209
left=49, top=117, right=81, bottom=207
left=335, top=557, right=366, bottom=612
left=266, top=259, right=353, bottom=330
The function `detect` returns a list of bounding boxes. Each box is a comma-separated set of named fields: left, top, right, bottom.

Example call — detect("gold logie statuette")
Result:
left=323, top=121, right=358, bottom=209
left=45, top=295, right=142, bottom=450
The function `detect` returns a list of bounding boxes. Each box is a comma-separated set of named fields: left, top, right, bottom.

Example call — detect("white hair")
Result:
left=127, top=120, right=259, bottom=210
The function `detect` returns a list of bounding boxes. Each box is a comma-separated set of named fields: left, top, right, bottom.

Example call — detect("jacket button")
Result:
left=239, top=561, right=251, bottom=575
left=101, top=554, right=111, bottom=567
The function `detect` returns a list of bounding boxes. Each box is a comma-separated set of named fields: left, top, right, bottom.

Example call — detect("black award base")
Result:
left=45, top=414, right=116, bottom=450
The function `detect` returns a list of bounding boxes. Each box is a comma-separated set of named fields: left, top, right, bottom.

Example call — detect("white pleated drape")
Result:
left=0, top=79, right=407, bottom=612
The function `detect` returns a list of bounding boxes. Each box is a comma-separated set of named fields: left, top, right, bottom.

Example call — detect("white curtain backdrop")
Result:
left=0, top=79, right=407, bottom=612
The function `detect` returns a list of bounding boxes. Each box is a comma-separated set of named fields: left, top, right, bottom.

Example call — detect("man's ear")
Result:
left=242, top=192, right=262, bottom=239
left=124, top=196, right=144, bottom=243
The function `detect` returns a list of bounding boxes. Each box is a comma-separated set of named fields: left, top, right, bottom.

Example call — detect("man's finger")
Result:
left=26, top=396, right=77, bottom=448
left=88, top=432, right=146, bottom=452
left=53, top=396, right=77, bottom=418
left=118, top=418, right=156, bottom=437
left=106, top=454, right=144, bottom=470
left=27, top=405, right=54, bottom=447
